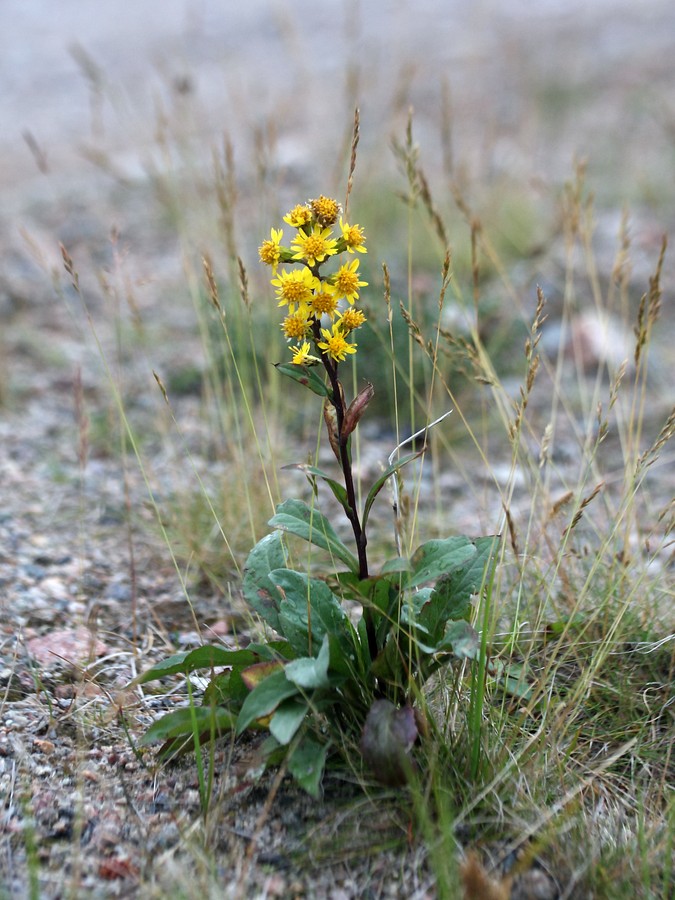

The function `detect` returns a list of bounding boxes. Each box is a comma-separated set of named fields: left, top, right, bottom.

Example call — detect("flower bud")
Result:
left=341, top=382, right=374, bottom=439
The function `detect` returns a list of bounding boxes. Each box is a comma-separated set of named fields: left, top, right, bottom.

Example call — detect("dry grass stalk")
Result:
left=343, top=107, right=360, bottom=218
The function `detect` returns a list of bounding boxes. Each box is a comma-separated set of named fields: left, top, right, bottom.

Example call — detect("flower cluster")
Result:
left=258, top=196, right=368, bottom=364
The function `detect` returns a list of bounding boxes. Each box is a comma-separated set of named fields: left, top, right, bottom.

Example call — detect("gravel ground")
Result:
left=1, top=2, right=674, bottom=897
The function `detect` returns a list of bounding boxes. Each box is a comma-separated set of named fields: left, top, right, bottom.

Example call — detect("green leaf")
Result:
left=371, top=578, right=403, bottom=644
left=135, top=645, right=260, bottom=685
left=357, top=614, right=377, bottom=674
left=465, top=534, right=500, bottom=585
left=140, top=706, right=236, bottom=745
left=203, top=668, right=249, bottom=708
left=272, top=568, right=356, bottom=662
left=436, top=620, right=480, bottom=660
left=269, top=499, right=358, bottom=573
left=236, top=669, right=299, bottom=735
left=241, top=660, right=284, bottom=691
left=418, top=535, right=499, bottom=640
left=269, top=697, right=309, bottom=745
left=426, top=572, right=474, bottom=624
left=328, top=570, right=368, bottom=603
left=245, top=639, right=296, bottom=662
left=274, top=362, right=332, bottom=399
left=493, top=660, right=537, bottom=704
left=288, top=735, right=330, bottom=798
left=408, top=536, right=478, bottom=588
left=326, top=631, right=363, bottom=680
left=379, top=557, right=413, bottom=576
left=242, top=532, right=288, bottom=631
left=283, top=464, right=351, bottom=515
left=362, top=451, right=424, bottom=532
left=370, top=635, right=403, bottom=684
left=285, top=636, right=331, bottom=689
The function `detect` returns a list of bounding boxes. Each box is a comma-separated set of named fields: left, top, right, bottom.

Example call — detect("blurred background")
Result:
left=3, top=0, right=675, bottom=210
left=1, top=0, right=674, bottom=542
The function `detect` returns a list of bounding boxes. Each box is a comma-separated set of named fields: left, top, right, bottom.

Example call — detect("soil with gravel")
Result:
left=1, top=2, right=674, bottom=897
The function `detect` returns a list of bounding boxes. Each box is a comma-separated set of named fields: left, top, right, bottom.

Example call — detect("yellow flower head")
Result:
left=331, top=259, right=368, bottom=304
left=291, top=225, right=338, bottom=267
left=310, top=195, right=341, bottom=227
left=339, top=307, right=366, bottom=333
left=283, top=205, right=312, bottom=228
left=317, top=323, right=357, bottom=362
left=258, top=227, right=284, bottom=269
left=281, top=311, right=311, bottom=341
left=339, top=218, right=367, bottom=254
left=290, top=341, right=320, bottom=366
left=310, top=285, right=339, bottom=319
left=271, top=267, right=317, bottom=313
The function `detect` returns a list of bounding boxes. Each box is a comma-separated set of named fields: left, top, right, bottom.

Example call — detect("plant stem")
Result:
left=315, top=322, right=378, bottom=661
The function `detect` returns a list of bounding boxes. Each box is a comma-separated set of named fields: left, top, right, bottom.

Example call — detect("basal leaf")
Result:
left=379, top=557, right=413, bottom=576
left=326, top=631, right=363, bottom=680
left=436, top=620, right=480, bottom=660
left=135, top=645, right=260, bottom=685
left=269, top=697, right=309, bottom=745
left=288, top=735, right=330, bottom=798
left=285, top=635, right=331, bottom=689
left=241, top=660, right=285, bottom=691
left=140, top=706, right=236, bottom=746
left=454, top=535, right=500, bottom=594
left=370, top=635, right=404, bottom=685
left=203, top=668, right=249, bottom=708
left=269, top=499, right=358, bottom=573
left=236, top=668, right=299, bottom=735
left=272, top=568, right=356, bottom=662
left=418, top=535, right=500, bottom=641
left=408, top=536, right=477, bottom=588
left=246, top=639, right=297, bottom=662
left=494, top=660, right=536, bottom=704
left=242, top=532, right=287, bottom=631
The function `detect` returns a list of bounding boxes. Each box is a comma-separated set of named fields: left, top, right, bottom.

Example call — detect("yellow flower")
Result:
left=310, top=286, right=339, bottom=318
left=291, top=225, right=338, bottom=267
left=283, top=205, right=312, bottom=228
left=310, top=195, right=341, bottom=227
left=258, top=227, right=284, bottom=269
left=271, top=267, right=317, bottom=313
left=281, top=311, right=311, bottom=341
left=317, top=324, right=357, bottom=362
left=290, top=342, right=320, bottom=365
left=331, top=259, right=367, bottom=304
left=339, top=307, right=366, bottom=332
left=339, top=217, right=367, bottom=254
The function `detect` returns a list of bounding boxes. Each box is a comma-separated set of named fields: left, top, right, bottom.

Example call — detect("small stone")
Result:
left=511, top=868, right=558, bottom=900
left=264, top=874, right=287, bottom=897
left=26, top=627, right=109, bottom=666
left=107, top=583, right=131, bottom=602
left=39, top=577, right=70, bottom=600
